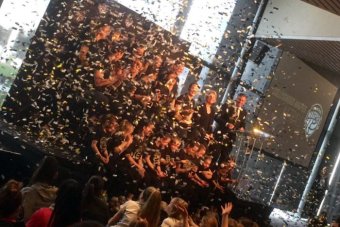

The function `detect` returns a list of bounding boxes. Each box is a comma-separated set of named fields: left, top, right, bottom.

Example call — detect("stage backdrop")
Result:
left=256, top=51, right=337, bottom=167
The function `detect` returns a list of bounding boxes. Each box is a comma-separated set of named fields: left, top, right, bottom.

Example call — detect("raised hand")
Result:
left=221, top=202, right=233, bottom=216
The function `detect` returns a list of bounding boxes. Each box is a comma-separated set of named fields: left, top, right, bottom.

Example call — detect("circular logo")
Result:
left=304, top=104, right=323, bottom=138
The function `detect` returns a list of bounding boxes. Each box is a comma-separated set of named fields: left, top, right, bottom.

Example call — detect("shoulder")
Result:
left=123, top=200, right=140, bottom=209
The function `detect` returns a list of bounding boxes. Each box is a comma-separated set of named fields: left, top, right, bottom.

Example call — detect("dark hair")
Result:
left=81, top=176, right=105, bottom=209
left=83, top=176, right=105, bottom=199
left=237, top=93, right=247, bottom=98
left=0, top=180, right=22, bottom=218
left=336, top=216, right=340, bottom=224
left=101, top=114, right=118, bottom=125
left=71, top=220, right=104, bottom=227
left=30, top=156, right=58, bottom=185
left=48, top=179, right=82, bottom=227
left=188, top=82, right=199, bottom=90
left=135, top=120, right=154, bottom=133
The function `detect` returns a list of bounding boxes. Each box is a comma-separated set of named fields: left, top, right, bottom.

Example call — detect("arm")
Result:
left=91, top=140, right=109, bottom=164
left=212, top=180, right=224, bottom=193
left=221, top=202, right=233, bottom=227
left=145, top=154, right=155, bottom=170
left=126, top=154, right=142, bottom=169
left=126, top=154, right=145, bottom=177
left=114, top=135, right=133, bottom=154
left=175, top=161, right=190, bottom=174
left=201, top=169, right=213, bottom=180
left=107, top=207, right=124, bottom=225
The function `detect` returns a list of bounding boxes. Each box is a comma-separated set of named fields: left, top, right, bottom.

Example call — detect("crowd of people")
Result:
left=1, top=1, right=337, bottom=226
left=1, top=2, right=259, bottom=226
left=0, top=156, right=261, bottom=227
left=30, top=10, right=250, bottom=209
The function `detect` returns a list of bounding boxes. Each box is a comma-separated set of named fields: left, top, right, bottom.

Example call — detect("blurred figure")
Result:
left=81, top=176, right=110, bottom=225
left=0, top=180, right=24, bottom=227
left=107, top=187, right=161, bottom=227
left=214, top=93, right=247, bottom=163
left=129, top=217, right=149, bottom=227
left=331, top=216, right=340, bottom=227
left=26, top=179, right=82, bottom=227
left=192, top=90, right=217, bottom=145
left=161, top=197, right=189, bottom=227
left=21, top=156, right=59, bottom=221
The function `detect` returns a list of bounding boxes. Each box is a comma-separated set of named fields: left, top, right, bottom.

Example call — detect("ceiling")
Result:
left=260, top=0, right=340, bottom=78
left=301, top=0, right=340, bottom=16
left=264, top=39, right=340, bottom=76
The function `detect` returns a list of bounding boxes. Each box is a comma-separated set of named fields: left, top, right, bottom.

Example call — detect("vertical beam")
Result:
left=221, top=0, right=268, bottom=104
left=172, top=0, right=194, bottom=37
left=269, top=161, right=287, bottom=205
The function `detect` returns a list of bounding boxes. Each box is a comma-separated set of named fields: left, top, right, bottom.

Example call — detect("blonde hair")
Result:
left=138, top=187, right=162, bottom=227
left=200, top=212, right=218, bottom=227
left=167, top=197, right=188, bottom=219
left=129, top=217, right=149, bottom=227
left=206, top=90, right=217, bottom=98
left=120, top=119, right=134, bottom=133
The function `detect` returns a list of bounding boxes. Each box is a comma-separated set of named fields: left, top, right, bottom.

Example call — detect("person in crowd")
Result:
left=21, top=156, right=59, bottom=222
left=115, top=120, right=155, bottom=195
left=144, top=134, right=171, bottom=186
left=123, top=120, right=155, bottom=179
left=113, top=119, right=135, bottom=156
left=26, top=179, right=82, bottom=227
left=107, top=186, right=161, bottom=227
left=212, top=159, right=237, bottom=193
left=109, top=196, right=121, bottom=216
left=174, top=83, right=200, bottom=139
left=161, top=197, right=191, bottom=227
left=221, top=202, right=233, bottom=227
left=192, top=90, right=217, bottom=145
left=0, top=179, right=24, bottom=227
left=237, top=217, right=259, bottom=227
left=143, top=55, right=164, bottom=81
left=177, top=83, right=199, bottom=113
left=89, top=24, right=117, bottom=114
left=81, top=176, right=110, bottom=225
left=214, top=93, right=247, bottom=163
left=71, top=220, right=104, bottom=227
left=195, top=155, right=214, bottom=203
left=90, top=114, right=119, bottom=164
left=331, top=216, right=340, bottom=227
left=198, top=212, right=218, bottom=227
left=128, top=217, right=149, bottom=227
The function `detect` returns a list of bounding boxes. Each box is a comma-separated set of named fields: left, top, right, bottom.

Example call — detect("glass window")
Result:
left=0, top=0, right=50, bottom=105
left=180, top=0, right=236, bottom=63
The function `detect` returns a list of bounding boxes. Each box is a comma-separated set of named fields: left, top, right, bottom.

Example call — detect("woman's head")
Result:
left=83, top=176, right=105, bottom=200
left=30, top=156, right=59, bottom=185
left=49, top=179, right=82, bottom=227
left=102, top=114, right=119, bottom=134
left=167, top=197, right=188, bottom=219
left=199, top=212, right=218, bottom=227
left=139, top=187, right=162, bottom=227
left=120, top=119, right=135, bottom=135
left=206, top=90, right=217, bottom=105
left=0, top=179, right=22, bottom=219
